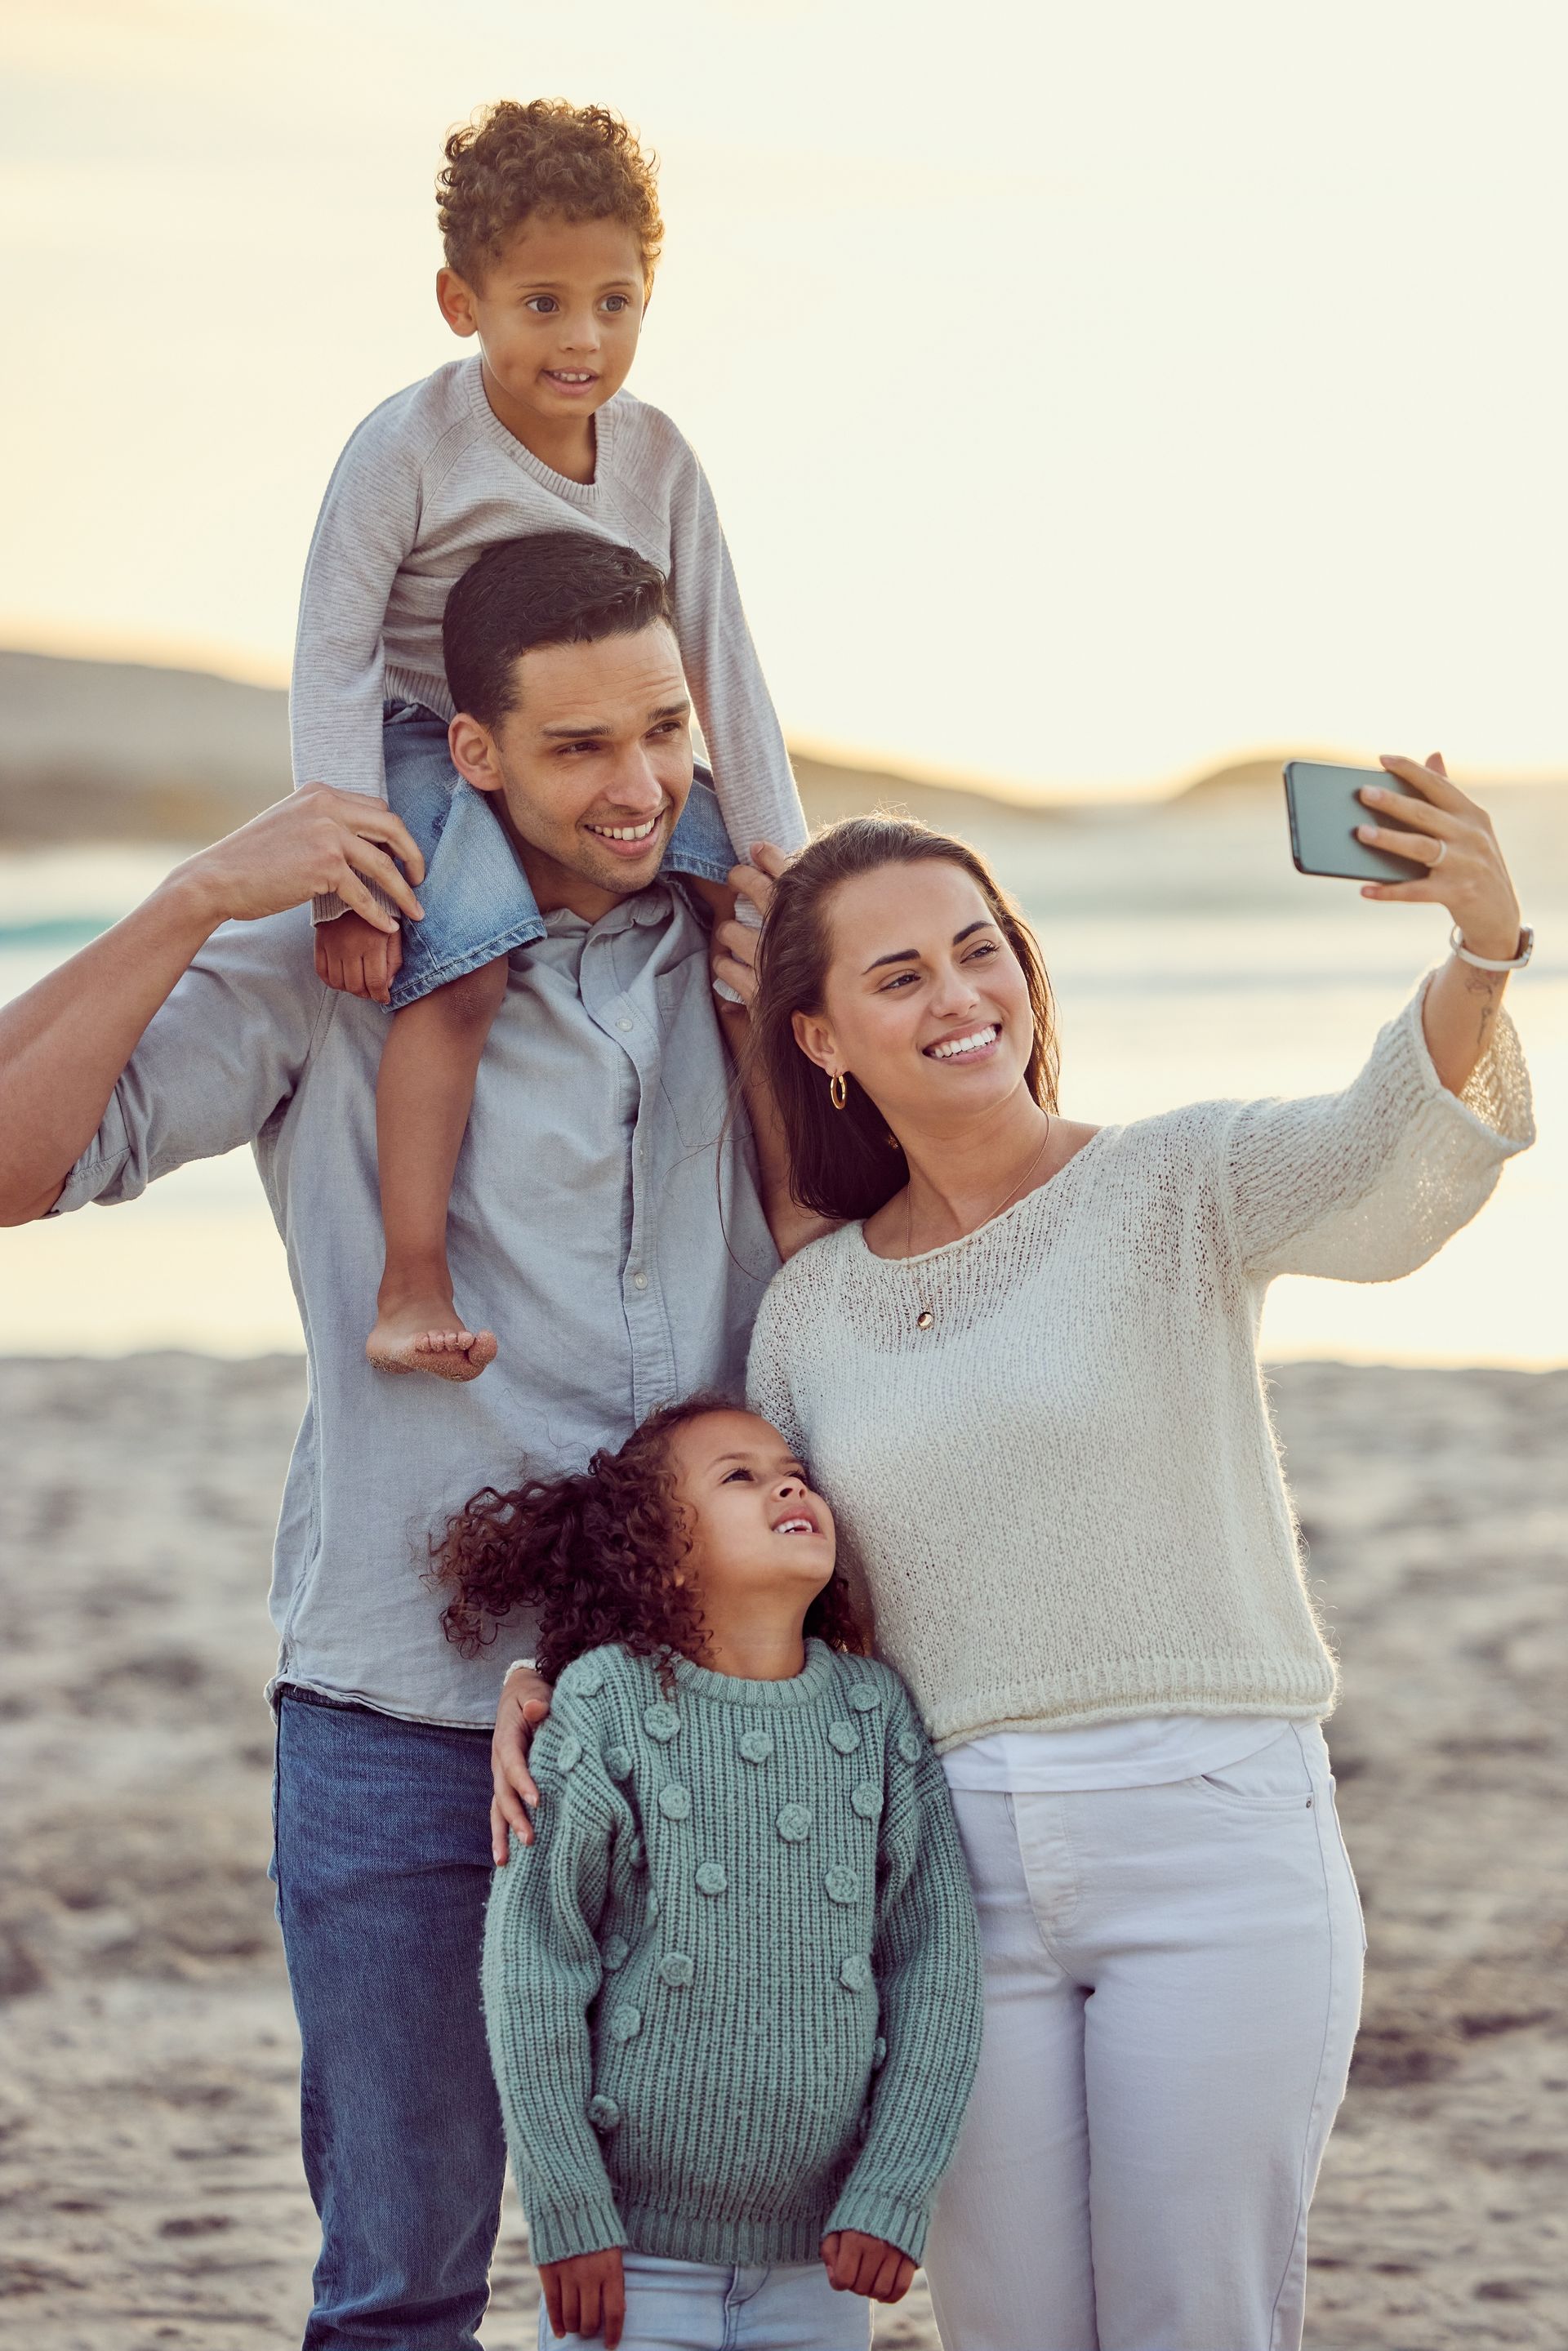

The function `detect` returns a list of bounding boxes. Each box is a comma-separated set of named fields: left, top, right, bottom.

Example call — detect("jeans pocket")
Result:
left=1196, top=1727, right=1318, bottom=1811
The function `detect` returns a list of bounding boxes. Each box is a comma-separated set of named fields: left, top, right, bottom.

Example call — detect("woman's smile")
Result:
left=924, top=1022, right=1002, bottom=1064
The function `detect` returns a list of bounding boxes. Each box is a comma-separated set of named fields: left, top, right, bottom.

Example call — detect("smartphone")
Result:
left=1282, top=760, right=1428, bottom=882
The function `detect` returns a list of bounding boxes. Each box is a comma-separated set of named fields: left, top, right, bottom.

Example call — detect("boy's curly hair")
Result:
left=432, top=1393, right=866, bottom=1685
left=438, top=100, right=664, bottom=291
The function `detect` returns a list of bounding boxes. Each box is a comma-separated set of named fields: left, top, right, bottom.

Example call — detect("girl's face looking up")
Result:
left=666, top=1410, right=837, bottom=1621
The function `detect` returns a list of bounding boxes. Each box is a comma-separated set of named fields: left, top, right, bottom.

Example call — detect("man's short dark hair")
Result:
left=442, top=532, right=673, bottom=726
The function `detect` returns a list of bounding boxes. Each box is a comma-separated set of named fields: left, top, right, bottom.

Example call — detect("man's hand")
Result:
left=822, top=2229, right=918, bottom=2304
left=184, top=782, right=425, bottom=934
left=0, top=786, right=424, bottom=1227
left=709, top=840, right=791, bottom=1011
left=314, top=909, right=405, bottom=1004
left=492, top=1668, right=553, bottom=1862
left=540, top=2248, right=626, bottom=2346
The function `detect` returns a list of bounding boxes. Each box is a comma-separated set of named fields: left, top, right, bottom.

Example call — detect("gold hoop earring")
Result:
left=829, top=1071, right=849, bottom=1111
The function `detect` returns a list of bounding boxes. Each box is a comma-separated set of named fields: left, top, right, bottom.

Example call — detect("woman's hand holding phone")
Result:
left=1354, top=750, right=1525, bottom=1100
left=1355, top=752, right=1521, bottom=960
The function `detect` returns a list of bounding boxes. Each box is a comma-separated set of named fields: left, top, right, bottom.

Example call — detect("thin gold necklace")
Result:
left=905, top=1115, right=1053, bottom=1331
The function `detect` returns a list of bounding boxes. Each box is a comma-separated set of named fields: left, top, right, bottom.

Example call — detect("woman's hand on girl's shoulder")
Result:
left=822, top=2229, right=917, bottom=2303
left=491, top=1666, right=554, bottom=1864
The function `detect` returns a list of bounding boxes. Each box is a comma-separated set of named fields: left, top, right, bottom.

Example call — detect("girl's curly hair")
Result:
left=432, top=1393, right=866, bottom=1685
left=438, top=99, right=664, bottom=291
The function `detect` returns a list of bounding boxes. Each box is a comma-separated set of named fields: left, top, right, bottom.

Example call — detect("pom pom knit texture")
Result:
left=748, top=986, right=1533, bottom=1754
left=480, top=1641, right=982, bottom=2270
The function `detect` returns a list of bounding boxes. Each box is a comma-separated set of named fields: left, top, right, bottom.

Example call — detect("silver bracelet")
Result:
left=1450, top=924, right=1534, bottom=972
left=1448, top=921, right=1532, bottom=968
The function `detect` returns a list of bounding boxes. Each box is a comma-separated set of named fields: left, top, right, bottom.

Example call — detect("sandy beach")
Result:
left=1, top=1351, right=1563, bottom=2350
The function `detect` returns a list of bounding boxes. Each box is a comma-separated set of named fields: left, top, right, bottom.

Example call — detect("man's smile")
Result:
left=582, top=808, right=667, bottom=857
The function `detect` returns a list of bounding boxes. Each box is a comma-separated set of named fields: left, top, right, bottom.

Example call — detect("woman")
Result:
left=729, top=755, right=1534, bottom=2351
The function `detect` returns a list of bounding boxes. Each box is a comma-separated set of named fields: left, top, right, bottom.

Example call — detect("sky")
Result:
left=2, top=0, right=1566, bottom=796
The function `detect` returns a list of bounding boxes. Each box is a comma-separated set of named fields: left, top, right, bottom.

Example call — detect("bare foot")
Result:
left=366, top=1302, right=499, bottom=1382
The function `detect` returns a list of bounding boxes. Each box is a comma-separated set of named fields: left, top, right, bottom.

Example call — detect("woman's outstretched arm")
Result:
left=1352, top=750, right=1524, bottom=1095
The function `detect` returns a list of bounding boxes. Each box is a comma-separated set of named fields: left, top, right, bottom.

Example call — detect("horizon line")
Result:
left=3, top=617, right=1565, bottom=810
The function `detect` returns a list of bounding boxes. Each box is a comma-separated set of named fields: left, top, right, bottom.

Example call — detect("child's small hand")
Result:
left=314, top=909, right=403, bottom=1004
left=540, top=2247, right=626, bottom=2345
left=822, top=2229, right=918, bottom=2304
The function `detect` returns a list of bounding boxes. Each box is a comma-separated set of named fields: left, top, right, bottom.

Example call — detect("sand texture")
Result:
left=0, top=1353, right=1563, bottom=2350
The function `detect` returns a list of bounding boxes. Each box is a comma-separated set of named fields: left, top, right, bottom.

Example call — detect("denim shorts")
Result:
left=381, top=700, right=737, bottom=1010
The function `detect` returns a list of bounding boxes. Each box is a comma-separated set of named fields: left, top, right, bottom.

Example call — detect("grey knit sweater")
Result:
left=288, top=357, right=805, bottom=870
left=480, top=1641, right=982, bottom=2269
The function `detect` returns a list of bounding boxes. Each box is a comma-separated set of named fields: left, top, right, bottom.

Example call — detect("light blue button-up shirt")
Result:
left=53, top=790, right=778, bottom=1726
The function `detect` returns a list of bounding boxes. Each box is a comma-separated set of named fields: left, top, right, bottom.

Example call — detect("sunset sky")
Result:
left=3, top=0, right=1566, bottom=795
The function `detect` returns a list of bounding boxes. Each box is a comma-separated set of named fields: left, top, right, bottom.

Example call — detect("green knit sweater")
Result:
left=480, top=1640, right=982, bottom=2270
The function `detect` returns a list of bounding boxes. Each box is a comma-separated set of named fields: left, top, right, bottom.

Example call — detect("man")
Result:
left=0, top=533, right=800, bottom=2349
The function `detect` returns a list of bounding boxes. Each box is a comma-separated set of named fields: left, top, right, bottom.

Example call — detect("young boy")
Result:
left=291, top=100, right=804, bottom=1380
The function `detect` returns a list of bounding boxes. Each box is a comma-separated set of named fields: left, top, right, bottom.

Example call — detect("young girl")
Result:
left=434, top=1394, right=982, bottom=2350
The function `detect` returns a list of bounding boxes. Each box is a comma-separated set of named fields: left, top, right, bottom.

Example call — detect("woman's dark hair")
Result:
left=442, top=531, right=672, bottom=727
left=746, top=814, right=1059, bottom=1222
left=432, top=1392, right=866, bottom=1684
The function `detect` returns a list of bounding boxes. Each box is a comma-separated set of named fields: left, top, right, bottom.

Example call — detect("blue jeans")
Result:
left=271, top=1686, right=506, bottom=2349
left=537, top=2253, right=871, bottom=2351
left=381, top=701, right=738, bottom=1009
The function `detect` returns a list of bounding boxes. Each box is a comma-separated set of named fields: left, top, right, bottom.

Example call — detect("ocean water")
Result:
left=1, top=790, right=1562, bottom=1365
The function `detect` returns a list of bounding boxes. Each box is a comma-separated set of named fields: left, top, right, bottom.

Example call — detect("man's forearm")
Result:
left=0, top=784, right=426, bottom=1225
left=0, top=865, right=222, bottom=1222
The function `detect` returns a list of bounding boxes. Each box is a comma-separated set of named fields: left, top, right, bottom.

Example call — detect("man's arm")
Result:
left=0, top=786, right=424, bottom=1224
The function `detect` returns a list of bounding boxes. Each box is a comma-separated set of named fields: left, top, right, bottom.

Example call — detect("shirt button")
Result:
left=631, top=1271, right=648, bottom=1289
left=617, top=1017, right=634, bottom=1032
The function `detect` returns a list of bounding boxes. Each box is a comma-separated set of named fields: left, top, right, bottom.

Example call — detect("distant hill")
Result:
left=0, top=647, right=1064, bottom=848
left=0, top=650, right=292, bottom=845
left=2, top=648, right=1560, bottom=850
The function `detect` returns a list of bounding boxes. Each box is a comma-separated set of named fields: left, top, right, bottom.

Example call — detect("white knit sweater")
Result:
left=746, top=984, right=1534, bottom=1754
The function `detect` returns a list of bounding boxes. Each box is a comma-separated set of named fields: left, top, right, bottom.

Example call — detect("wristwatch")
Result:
left=1450, top=924, right=1534, bottom=972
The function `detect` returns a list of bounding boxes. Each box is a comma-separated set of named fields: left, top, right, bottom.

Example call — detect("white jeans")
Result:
left=923, top=1724, right=1363, bottom=2351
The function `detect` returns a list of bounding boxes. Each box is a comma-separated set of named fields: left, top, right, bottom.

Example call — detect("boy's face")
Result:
left=448, top=621, right=696, bottom=920
left=438, top=214, right=646, bottom=436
